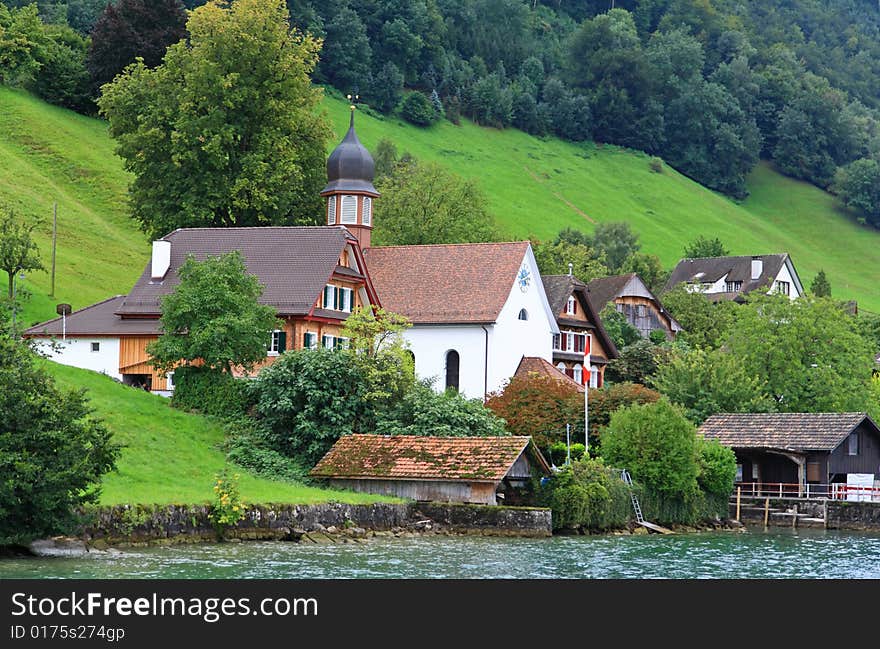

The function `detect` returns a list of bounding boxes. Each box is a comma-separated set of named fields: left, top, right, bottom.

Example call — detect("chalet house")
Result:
left=541, top=274, right=618, bottom=387
left=699, top=412, right=880, bottom=497
left=585, top=273, right=682, bottom=341
left=665, top=253, right=804, bottom=302
left=366, top=241, right=559, bottom=399
left=25, top=114, right=381, bottom=393
left=309, top=434, right=551, bottom=505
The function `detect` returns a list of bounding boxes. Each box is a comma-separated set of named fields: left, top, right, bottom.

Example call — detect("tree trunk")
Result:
left=7, top=271, right=13, bottom=300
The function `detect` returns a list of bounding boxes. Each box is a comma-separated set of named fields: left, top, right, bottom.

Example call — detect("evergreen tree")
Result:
left=810, top=269, right=832, bottom=298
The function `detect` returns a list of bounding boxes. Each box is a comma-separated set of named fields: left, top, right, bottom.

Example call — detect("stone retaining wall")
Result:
left=732, top=497, right=880, bottom=531
left=825, top=501, right=880, bottom=531
left=79, top=502, right=552, bottom=546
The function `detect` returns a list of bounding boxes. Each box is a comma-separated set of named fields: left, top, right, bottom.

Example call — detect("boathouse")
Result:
left=699, top=412, right=880, bottom=498
left=309, top=435, right=551, bottom=505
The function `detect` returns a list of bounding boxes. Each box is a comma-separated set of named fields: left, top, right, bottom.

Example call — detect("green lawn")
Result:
left=3, top=83, right=880, bottom=324
left=43, top=361, right=397, bottom=506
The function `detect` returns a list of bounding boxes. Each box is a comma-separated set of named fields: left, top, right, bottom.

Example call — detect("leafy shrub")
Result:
left=400, top=91, right=439, bottom=126
left=375, top=381, right=507, bottom=437
left=649, top=156, right=663, bottom=173
left=696, top=437, right=737, bottom=497
left=600, top=398, right=700, bottom=499
left=252, top=349, right=368, bottom=467
left=547, top=442, right=586, bottom=466
left=171, top=365, right=255, bottom=418
left=588, top=382, right=661, bottom=442
left=638, top=489, right=729, bottom=526
left=223, top=416, right=309, bottom=483
left=539, top=458, right=632, bottom=531
left=209, top=469, right=245, bottom=539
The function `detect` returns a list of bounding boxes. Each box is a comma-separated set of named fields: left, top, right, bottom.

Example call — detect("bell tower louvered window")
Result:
left=327, top=195, right=337, bottom=225
left=362, top=197, right=372, bottom=225
left=341, top=195, right=357, bottom=224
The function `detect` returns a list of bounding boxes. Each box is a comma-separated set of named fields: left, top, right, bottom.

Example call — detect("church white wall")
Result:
left=404, top=325, right=488, bottom=398
left=32, top=337, right=121, bottom=380
left=402, top=248, right=556, bottom=400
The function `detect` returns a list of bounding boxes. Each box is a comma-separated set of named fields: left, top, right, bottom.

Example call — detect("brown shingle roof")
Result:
left=542, top=275, right=618, bottom=359
left=584, top=273, right=637, bottom=312
left=365, top=242, right=529, bottom=323
left=514, top=356, right=585, bottom=393
left=118, top=227, right=356, bottom=316
left=23, top=295, right=160, bottom=337
left=699, top=413, right=877, bottom=452
left=310, top=434, right=549, bottom=481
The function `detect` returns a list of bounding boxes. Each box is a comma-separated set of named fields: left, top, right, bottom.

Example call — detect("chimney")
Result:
left=151, top=240, right=171, bottom=280
left=751, top=257, right=763, bottom=281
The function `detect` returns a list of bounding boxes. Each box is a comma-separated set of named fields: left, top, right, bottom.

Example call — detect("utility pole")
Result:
left=50, top=202, right=57, bottom=298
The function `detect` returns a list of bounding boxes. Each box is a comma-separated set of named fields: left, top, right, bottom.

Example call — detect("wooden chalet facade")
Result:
left=699, top=413, right=880, bottom=497
left=541, top=275, right=618, bottom=388
left=310, top=434, right=551, bottom=505
left=586, top=273, right=681, bottom=341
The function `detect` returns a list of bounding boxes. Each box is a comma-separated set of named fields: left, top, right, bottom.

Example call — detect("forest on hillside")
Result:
left=3, top=0, right=880, bottom=224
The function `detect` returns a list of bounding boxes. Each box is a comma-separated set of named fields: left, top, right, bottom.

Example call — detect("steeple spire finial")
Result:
left=347, top=93, right=359, bottom=129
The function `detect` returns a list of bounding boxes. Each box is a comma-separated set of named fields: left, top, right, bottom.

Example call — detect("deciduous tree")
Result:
left=99, top=0, right=331, bottom=239
left=0, top=207, right=44, bottom=301
left=147, top=251, right=280, bottom=375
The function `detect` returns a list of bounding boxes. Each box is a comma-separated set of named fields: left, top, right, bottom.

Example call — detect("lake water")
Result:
left=3, top=528, right=880, bottom=579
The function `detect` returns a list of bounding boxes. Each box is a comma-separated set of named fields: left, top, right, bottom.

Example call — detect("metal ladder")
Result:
left=621, top=470, right=644, bottom=524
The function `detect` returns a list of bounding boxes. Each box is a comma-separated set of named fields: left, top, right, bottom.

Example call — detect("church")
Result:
left=24, top=112, right=559, bottom=399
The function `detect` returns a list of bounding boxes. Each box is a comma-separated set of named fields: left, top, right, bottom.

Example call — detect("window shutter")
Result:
left=363, top=197, right=372, bottom=225
left=327, top=195, right=337, bottom=225
left=341, top=195, right=357, bottom=224
left=324, top=285, right=334, bottom=309
left=277, top=331, right=287, bottom=353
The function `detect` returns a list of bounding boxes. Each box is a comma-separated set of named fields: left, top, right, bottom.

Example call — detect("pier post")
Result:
left=736, top=487, right=741, bottom=522
left=763, top=497, right=770, bottom=529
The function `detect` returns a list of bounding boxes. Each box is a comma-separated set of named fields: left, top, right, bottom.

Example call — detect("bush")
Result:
left=0, top=334, right=119, bottom=544
left=223, top=416, right=309, bottom=483
left=600, top=398, right=700, bottom=499
left=375, top=381, right=508, bottom=437
left=588, top=382, right=661, bottom=443
left=171, top=366, right=255, bottom=418
left=252, top=349, right=368, bottom=467
left=400, top=91, right=439, bottom=126
left=539, top=458, right=632, bottom=531
left=547, top=441, right=586, bottom=466
left=638, top=489, right=729, bottom=526
left=696, top=437, right=737, bottom=498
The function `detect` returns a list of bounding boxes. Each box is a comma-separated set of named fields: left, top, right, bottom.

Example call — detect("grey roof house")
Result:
left=665, top=253, right=804, bottom=302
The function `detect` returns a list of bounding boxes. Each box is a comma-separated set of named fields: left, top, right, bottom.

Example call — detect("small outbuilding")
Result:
left=309, top=435, right=551, bottom=505
left=699, top=412, right=880, bottom=497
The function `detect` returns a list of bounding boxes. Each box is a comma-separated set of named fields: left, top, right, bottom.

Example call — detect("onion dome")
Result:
left=322, top=111, right=378, bottom=195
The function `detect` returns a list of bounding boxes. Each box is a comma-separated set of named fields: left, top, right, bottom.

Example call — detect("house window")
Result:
left=334, top=337, right=350, bottom=350
left=726, top=281, right=743, bottom=292
left=518, top=308, right=528, bottom=321
left=341, top=195, right=357, bottom=224
left=322, top=335, right=334, bottom=349
left=848, top=432, right=859, bottom=456
left=573, top=364, right=583, bottom=384
left=323, top=285, right=353, bottom=312
left=303, top=332, right=318, bottom=350
left=362, top=197, right=372, bottom=226
left=574, top=334, right=585, bottom=354
left=91, top=342, right=100, bottom=352
left=268, top=330, right=286, bottom=355
left=552, top=334, right=561, bottom=350
left=566, top=296, right=577, bottom=315
left=445, top=350, right=460, bottom=392
left=775, top=280, right=790, bottom=296
left=327, top=195, right=337, bottom=225
left=590, top=365, right=599, bottom=389
left=556, top=362, right=566, bottom=374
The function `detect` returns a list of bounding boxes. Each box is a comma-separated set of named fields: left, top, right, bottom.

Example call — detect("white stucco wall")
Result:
left=32, top=337, right=121, bottom=380
left=402, top=247, right=557, bottom=399
left=773, top=261, right=801, bottom=300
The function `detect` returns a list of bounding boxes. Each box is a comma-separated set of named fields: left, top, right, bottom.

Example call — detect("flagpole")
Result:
left=584, top=334, right=591, bottom=455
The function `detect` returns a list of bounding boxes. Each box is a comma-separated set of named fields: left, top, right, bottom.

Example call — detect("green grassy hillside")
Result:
left=44, top=361, right=394, bottom=506
left=3, top=85, right=879, bottom=322
left=324, top=99, right=880, bottom=313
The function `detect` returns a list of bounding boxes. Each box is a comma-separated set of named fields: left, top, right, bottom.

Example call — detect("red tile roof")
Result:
left=365, top=242, right=530, bottom=323
left=514, top=356, right=585, bottom=393
left=310, top=434, right=549, bottom=482
left=699, top=412, right=878, bottom=451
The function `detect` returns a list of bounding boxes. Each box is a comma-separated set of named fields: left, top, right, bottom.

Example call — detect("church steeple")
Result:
left=322, top=100, right=379, bottom=249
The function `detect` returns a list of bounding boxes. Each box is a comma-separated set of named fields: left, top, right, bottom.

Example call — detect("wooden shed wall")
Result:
left=829, top=422, right=880, bottom=476
left=328, top=479, right=499, bottom=505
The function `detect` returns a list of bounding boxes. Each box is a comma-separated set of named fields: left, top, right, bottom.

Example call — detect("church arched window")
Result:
left=445, top=350, right=460, bottom=392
